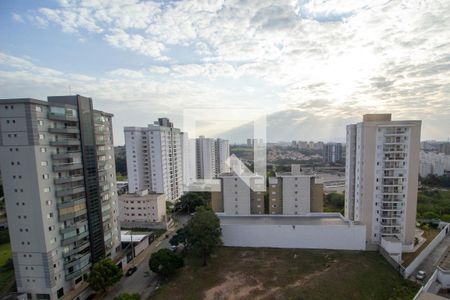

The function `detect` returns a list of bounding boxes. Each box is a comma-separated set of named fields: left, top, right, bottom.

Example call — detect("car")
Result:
left=169, top=245, right=177, bottom=252
left=416, top=270, right=426, bottom=280
left=125, top=266, right=137, bottom=277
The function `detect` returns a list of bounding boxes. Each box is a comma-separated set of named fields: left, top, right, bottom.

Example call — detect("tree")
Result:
left=149, top=249, right=184, bottom=278
left=174, top=192, right=210, bottom=213
left=169, top=228, right=187, bottom=246
left=185, top=206, right=222, bottom=266
left=88, top=258, right=123, bottom=293
left=114, top=293, right=141, bottom=300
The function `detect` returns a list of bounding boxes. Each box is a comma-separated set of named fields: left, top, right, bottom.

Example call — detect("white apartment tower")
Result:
left=0, top=96, right=121, bottom=300
left=196, top=136, right=216, bottom=179
left=215, top=138, right=230, bottom=175
left=124, top=118, right=183, bottom=202
left=181, top=132, right=197, bottom=189
left=196, top=136, right=230, bottom=179
left=345, top=114, right=421, bottom=249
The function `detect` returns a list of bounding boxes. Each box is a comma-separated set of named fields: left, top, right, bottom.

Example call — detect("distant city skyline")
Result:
left=1, top=0, right=449, bottom=144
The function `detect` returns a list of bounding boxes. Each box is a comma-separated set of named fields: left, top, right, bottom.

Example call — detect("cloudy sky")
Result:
left=1, top=0, right=449, bottom=144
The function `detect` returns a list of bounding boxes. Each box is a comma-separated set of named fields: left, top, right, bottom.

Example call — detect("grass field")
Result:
left=0, top=243, right=14, bottom=295
left=150, top=247, right=419, bottom=300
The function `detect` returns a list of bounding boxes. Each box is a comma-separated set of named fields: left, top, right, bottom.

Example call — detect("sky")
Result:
left=0, top=0, right=449, bottom=144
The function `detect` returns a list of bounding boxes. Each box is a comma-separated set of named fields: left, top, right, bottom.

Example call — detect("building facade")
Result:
left=196, top=136, right=216, bottom=180
left=196, top=136, right=230, bottom=179
left=212, top=172, right=265, bottom=215
left=0, top=96, right=120, bottom=300
left=119, top=190, right=166, bottom=226
left=215, top=138, right=230, bottom=175
left=181, top=132, right=196, bottom=190
left=124, top=118, right=183, bottom=202
left=268, top=165, right=323, bottom=215
left=345, top=114, right=421, bottom=249
left=323, top=142, right=343, bottom=164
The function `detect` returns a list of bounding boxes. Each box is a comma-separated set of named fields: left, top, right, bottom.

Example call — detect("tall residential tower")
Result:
left=345, top=114, right=421, bottom=249
left=0, top=96, right=121, bottom=300
left=124, top=118, right=183, bottom=202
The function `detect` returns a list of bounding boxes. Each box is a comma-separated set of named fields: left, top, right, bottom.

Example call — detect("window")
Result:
left=41, top=161, right=48, bottom=166
left=39, top=134, right=45, bottom=140
left=36, top=106, right=42, bottom=112
left=40, top=147, right=46, bottom=152
left=42, top=174, right=49, bottom=179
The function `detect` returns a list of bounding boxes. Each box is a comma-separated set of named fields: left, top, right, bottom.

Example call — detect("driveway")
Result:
left=413, top=234, right=450, bottom=282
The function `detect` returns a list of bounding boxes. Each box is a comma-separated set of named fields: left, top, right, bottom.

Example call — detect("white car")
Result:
left=416, top=270, right=426, bottom=280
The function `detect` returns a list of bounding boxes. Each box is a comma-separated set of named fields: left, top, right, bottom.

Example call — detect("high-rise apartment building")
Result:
left=0, top=96, right=120, bottom=300
left=268, top=165, right=323, bottom=215
left=215, top=138, right=230, bottom=175
left=196, top=136, right=216, bottom=179
left=181, top=132, right=196, bottom=189
left=345, top=114, right=421, bottom=249
left=124, top=118, right=183, bottom=202
left=196, top=136, right=230, bottom=179
left=323, top=143, right=343, bottom=163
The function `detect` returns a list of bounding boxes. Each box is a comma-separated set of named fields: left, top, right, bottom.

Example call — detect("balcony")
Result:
left=53, top=163, right=83, bottom=172
left=64, top=252, right=91, bottom=269
left=48, top=127, right=79, bottom=134
left=54, top=176, right=84, bottom=185
left=61, top=231, right=89, bottom=246
left=50, top=139, right=80, bottom=146
left=59, top=208, right=87, bottom=222
left=52, top=152, right=81, bottom=160
left=55, top=186, right=85, bottom=197
left=60, top=220, right=88, bottom=234
left=65, top=260, right=91, bottom=280
left=63, top=240, right=90, bottom=258
left=58, top=197, right=86, bottom=209
left=48, top=112, right=78, bottom=122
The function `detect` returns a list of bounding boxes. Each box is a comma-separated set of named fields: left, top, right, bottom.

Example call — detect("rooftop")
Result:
left=218, top=213, right=357, bottom=226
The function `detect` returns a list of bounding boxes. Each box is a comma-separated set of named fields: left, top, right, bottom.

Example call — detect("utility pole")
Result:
left=130, top=231, right=135, bottom=266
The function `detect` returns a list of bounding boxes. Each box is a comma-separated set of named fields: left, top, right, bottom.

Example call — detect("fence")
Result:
left=404, top=223, right=450, bottom=278
left=379, top=245, right=406, bottom=277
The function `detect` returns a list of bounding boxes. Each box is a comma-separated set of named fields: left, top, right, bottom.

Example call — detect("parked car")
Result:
left=416, top=270, right=426, bottom=280
left=169, top=245, right=177, bottom=252
left=126, top=266, right=137, bottom=277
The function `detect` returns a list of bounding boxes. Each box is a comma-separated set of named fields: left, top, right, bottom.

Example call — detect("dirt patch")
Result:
left=203, top=272, right=264, bottom=300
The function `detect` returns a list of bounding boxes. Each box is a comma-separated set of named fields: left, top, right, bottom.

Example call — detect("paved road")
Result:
left=103, top=214, right=190, bottom=299
left=414, top=234, right=450, bottom=282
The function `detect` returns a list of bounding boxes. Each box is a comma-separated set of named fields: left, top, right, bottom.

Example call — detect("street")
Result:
left=103, top=214, right=190, bottom=300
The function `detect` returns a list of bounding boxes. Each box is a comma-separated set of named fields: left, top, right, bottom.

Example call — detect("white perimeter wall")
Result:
left=221, top=223, right=366, bottom=250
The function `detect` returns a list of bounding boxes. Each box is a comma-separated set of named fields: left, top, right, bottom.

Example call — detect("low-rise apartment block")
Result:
left=119, top=190, right=166, bottom=228
left=268, top=165, right=323, bottom=215
left=212, top=172, right=265, bottom=215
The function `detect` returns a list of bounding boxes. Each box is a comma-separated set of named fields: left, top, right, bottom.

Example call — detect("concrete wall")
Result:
left=404, top=224, right=450, bottom=278
left=221, top=222, right=366, bottom=250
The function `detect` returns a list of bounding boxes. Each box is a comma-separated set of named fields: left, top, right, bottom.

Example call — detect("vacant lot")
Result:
left=150, top=247, right=419, bottom=300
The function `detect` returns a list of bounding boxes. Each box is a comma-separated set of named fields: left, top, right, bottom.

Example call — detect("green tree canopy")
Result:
left=185, top=206, right=222, bottom=266
left=113, top=293, right=141, bottom=300
left=149, top=249, right=184, bottom=278
left=174, top=192, right=210, bottom=213
left=169, top=228, right=187, bottom=246
left=88, top=258, right=123, bottom=293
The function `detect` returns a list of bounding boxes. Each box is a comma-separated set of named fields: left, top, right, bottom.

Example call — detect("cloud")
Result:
left=12, top=13, right=24, bottom=23
left=5, top=0, right=450, bottom=142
